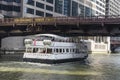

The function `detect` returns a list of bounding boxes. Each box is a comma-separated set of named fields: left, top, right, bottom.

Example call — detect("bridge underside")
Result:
left=0, top=17, right=120, bottom=37
left=0, top=23, right=120, bottom=37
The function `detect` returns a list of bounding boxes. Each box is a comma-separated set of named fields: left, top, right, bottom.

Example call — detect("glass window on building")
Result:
left=36, top=2, right=44, bottom=9
left=14, top=0, right=21, bottom=3
left=3, top=0, right=12, bottom=2
left=91, top=0, right=95, bottom=2
left=27, top=8, right=34, bottom=14
left=91, top=10, right=96, bottom=16
left=72, top=1, right=78, bottom=16
left=3, top=5, right=9, bottom=11
left=55, top=0, right=63, bottom=14
left=46, top=13, right=53, bottom=17
left=46, top=0, right=53, bottom=4
left=13, top=6, right=20, bottom=12
left=3, top=0, right=21, bottom=3
left=36, top=10, right=44, bottom=16
left=46, top=5, right=53, bottom=11
left=64, top=0, right=71, bottom=16
left=78, top=4, right=84, bottom=17
left=85, top=7, right=92, bottom=17
left=0, top=4, right=10, bottom=11
left=0, top=4, right=20, bottom=12
left=26, top=0, right=34, bottom=6
left=3, top=0, right=10, bottom=2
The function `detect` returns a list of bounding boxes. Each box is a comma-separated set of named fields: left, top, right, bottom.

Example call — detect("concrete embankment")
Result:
left=0, top=50, right=24, bottom=61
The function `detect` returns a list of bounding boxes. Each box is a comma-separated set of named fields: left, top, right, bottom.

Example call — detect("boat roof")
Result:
left=34, top=34, right=68, bottom=40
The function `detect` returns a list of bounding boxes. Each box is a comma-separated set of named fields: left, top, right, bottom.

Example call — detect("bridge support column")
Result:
left=107, top=37, right=111, bottom=54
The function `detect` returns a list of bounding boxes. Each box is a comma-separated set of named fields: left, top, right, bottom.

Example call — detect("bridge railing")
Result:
left=0, top=16, right=120, bottom=25
left=0, top=18, right=14, bottom=24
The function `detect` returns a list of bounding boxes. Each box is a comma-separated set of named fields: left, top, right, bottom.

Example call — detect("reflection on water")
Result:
left=0, top=54, right=120, bottom=80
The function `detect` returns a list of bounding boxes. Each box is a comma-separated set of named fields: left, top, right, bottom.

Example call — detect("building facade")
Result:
left=106, top=0, right=120, bottom=52
left=0, top=0, right=106, bottom=18
left=0, top=0, right=22, bottom=17
left=21, top=0, right=63, bottom=17
left=55, top=0, right=106, bottom=16
left=106, top=0, right=120, bottom=16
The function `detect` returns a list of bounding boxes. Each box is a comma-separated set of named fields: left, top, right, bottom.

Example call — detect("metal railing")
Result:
left=0, top=15, right=120, bottom=25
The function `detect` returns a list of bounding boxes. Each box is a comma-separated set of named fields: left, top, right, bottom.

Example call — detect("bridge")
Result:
left=0, top=16, right=120, bottom=37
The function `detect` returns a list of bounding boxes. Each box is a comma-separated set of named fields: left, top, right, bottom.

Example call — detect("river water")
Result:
left=0, top=54, right=120, bottom=80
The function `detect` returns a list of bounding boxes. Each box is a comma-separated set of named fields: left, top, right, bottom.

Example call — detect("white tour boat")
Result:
left=23, top=34, right=88, bottom=63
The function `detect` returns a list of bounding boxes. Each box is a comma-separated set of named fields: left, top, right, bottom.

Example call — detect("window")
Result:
left=64, top=0, right=71, bottom=16
left=46, top=5, right=53, bottom=11
left=76, top=49, right=79, bottom=53
left=66, top=49, right=69, bottom=52
left=60, top=49, right=62, bottom=53
left=36, top=2, right=44, bottom=9
left=55, top=0, right=63, bottom=14
left=63, top=49, right=65, bottom=53
left=27, top=8, right=34, bottom=14
left=47, top=48, right=52, bottom=53
left=46, top=13, right=53, bottom=17
left=27, top=48, right=32, bottom=53
left=33, top=48, right=38, bottom=53
left=54, top=49, right=56, bottom=52
left=36, top=10, right=44, bottom=16
left=27, top=0, right=34, bottom=6
left=3, top=0, right=21, bottom=3
left=72, top=1, right=78, bottom=16
left=85, top=7, right=91, bottom=17
left=56, top=49, right=59, bottom=53
left=0, top=4, right=20, bottom=12
left=13, top=6, right=20, bottom=12
left=14, top=0, right=21, bottom=3
left=46, top=0, right=53, bottom=4
left=73, top=49, right=75, bottom=52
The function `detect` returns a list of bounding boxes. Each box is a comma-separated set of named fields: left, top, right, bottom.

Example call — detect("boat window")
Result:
left=56, top=49, right=59, bottom=53
left=25, top=41, right=32, bottom=44
left=70, top=49, right=72, bottom=52
left=54, top=48, right=56, bottom=52
left=76, top=49, right=79, bottom=53
left=24, top=39, right=32, bottom=46
left=47, top=48, right=52, bottom=53
left=60, top=49, right=62, bottom=53
left=24, top=39, right=32, bottom=44
left=27, top=48, right=32, bottom=53
left=66, top=49, right=69, bottom=53
left=38, top=48, right=46, bottom=53
left=73, top=49, right=75, bottom=52
left=33, top=48, right=38, bottom=53
left=41, top=36, right=53, bottom=40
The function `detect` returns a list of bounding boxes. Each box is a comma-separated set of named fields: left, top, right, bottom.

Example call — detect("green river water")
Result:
left=0, top=54, right=120, bottom=80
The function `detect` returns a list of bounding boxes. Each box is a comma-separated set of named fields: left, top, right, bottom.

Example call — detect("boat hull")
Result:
left=23, top=57, right=87, bottom=64
left=23, top=53, right=88, bottom=64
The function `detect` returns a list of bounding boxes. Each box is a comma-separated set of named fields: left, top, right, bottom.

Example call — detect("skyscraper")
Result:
left=106, top=0, right=120, bottom=16
left=0, top=0, right=106, bottom=18
left=0, top=0, right=22, bottom=17
left=55, top=0, right=106, bottom=17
